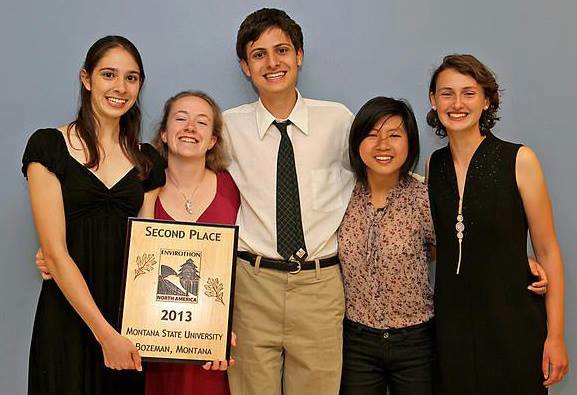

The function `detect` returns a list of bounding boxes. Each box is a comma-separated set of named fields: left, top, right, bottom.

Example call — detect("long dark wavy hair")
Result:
left=67, top=35, right=151, bottom=179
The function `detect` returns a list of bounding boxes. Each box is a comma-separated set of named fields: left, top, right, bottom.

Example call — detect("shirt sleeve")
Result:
left=140, top=143, right=166, bottom=192
left=340, top=109, right=354, bottom=172
left=21, top=128, right=67, bottom=180
left=422, top=187, right=436, bottom=247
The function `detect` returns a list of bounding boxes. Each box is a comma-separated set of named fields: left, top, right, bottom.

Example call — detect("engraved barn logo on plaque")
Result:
left=156, top=248, right=202, bottom=303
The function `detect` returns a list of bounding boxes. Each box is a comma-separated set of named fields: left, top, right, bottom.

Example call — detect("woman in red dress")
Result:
left=145, top=91, right=239, bottom=395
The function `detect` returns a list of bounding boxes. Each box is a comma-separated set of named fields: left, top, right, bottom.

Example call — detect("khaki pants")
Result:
left=228, top=257, right=345, bottom=395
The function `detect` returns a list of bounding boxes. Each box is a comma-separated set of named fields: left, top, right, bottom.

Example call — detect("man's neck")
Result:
left=260, top=89, right=298, bottom=119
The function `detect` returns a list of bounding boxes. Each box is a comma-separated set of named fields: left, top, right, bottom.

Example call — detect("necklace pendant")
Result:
left=184, top=199, right=193, bottom=215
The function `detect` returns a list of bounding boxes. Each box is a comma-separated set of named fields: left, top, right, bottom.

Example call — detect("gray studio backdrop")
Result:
left=1, top=0, right=575, bottom=393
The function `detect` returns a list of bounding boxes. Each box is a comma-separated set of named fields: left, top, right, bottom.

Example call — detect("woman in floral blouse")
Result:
left=338, top=96, right=435, bottom=395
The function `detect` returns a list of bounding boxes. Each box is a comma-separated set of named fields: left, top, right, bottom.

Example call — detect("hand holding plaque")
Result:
left=120, top=218, right=238, bottom=363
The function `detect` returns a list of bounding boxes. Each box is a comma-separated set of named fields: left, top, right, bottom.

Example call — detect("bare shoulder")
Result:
left=516, top=146, right=546, bottom=191
left=516, top=145, right=540, bottom=166
left=516, top=146, right=543, bottom=174
left=57, top=124, right=85, bottom=152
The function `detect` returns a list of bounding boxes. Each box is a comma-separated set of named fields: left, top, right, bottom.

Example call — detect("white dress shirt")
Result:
left=223, top=91, right=355, bottom=260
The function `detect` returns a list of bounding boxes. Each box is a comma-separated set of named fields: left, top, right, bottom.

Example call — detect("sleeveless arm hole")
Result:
left=512, top=143, right=525, bottom=192
left=220, top=171, right=241, bottom=212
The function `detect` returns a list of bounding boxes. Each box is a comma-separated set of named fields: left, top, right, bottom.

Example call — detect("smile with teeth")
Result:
left=448, top=112, right=467, bottom=119
left=375, top=155, right=393, bottom=162
left=264, top=71, right=286, bottom=80
left=178, top=136, right=199, bottom=143
left=106, top=97, right=128, bottom=105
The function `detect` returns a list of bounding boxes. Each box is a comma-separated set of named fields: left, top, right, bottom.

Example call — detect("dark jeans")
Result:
left=340, top=318, right=434, bottom=395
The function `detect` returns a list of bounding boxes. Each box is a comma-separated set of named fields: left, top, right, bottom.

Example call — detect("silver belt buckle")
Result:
left=288, top=248, right=307, bottom=274
left=288, top=258, right=302, bottom=274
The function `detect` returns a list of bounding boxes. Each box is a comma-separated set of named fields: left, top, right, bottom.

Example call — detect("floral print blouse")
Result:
left=338, top=176, right=435, bottom=329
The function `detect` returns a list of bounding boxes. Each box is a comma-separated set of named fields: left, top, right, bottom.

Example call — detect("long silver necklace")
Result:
left=168, top=171, right=205, bottom=215
left=455, top=196, right=464, bottom=274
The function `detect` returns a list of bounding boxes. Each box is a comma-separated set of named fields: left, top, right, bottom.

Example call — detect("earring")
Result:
left=432, top=106, right=437, bottom=111
left=483, top=106, right=489, bottom=110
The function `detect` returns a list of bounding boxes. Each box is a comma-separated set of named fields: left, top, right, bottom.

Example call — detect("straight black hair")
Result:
left=349, top=96, right=420, bottom=185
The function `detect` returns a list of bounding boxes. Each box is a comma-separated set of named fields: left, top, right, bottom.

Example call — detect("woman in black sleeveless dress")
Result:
left=22, top=36, right=165, bottom=395
left=426, top=54, right=568, bottom=394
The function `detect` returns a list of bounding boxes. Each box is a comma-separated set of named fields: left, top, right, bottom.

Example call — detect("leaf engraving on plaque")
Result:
left=134, top=253, right=157, bottom=279
left=204, top=278, right=225, bottom=305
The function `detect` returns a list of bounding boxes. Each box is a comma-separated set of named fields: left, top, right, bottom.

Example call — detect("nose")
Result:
left=376, top=134, right=391, bottom=150
left=184, top=119, right=198, bottom=133
left=267, top=52, right=280, bottom=68
left=114, top=77, right=127, bottom=93
left=453, top=95, right=463, bottom=109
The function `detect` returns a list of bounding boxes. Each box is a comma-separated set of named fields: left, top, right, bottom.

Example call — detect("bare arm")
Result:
left=27, top=162, right=141, bottom=371
left=516, top=146, right=569, bottom=387
left=138, top=187, right=160, bottom=218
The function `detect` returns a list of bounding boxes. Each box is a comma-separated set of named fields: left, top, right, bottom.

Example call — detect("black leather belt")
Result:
left=237, top=251, right=339, bottom=274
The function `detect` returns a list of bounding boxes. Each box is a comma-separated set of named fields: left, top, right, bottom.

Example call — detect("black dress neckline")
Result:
left=53, top=128, right=136, bottom=191
left=443, top=132, right=495, bottom=203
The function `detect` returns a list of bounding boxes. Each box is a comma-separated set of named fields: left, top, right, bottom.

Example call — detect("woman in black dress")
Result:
left=426, top=54, right=569, bottom=394
left=22, top=36, right=165, bottom=394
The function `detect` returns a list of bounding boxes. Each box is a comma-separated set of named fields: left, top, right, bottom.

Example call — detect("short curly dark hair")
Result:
left=427, top=54, right=501, bottom=137
left=236, top=8, right=303, bottom=62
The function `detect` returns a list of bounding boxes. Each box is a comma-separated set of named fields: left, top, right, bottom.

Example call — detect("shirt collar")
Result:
left=255, top=89, right=309, bottom=139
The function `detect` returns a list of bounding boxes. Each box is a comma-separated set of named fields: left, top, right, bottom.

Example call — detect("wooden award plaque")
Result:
left=120, top=218, right=238, bottom=363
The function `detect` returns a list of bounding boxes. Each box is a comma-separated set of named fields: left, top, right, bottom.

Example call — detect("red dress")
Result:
left=145, top=171, right=240, bottom=395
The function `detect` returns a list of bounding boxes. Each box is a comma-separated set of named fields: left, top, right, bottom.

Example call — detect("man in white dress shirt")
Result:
left=224, top=8, right=355, bottom=395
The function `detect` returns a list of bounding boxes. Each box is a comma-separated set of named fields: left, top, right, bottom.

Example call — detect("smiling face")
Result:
left=240, top=27, right=303, bottom=100
left=359, top=115, right=409, bottom=184
left=80, top=46, right=141, bottom=123
left=430, top=68, right=489, bottom=136
left=161, top=95, right=217, bottom=161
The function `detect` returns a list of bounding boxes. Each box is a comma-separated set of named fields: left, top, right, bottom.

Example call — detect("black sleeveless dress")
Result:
left=428, top=133, right=547, bottom=395
left=22, top=128, right=166, bottom=395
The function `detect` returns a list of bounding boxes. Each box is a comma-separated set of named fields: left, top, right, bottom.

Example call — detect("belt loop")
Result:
left=254, top=255, right=262, bottom=275
left=314, top=259, right=321, bottom=279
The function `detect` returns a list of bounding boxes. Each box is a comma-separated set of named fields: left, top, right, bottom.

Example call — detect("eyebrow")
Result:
left=438, top=86, right=480, bottom=90
left=373, top=122, right=405, bottom=133
left=98, top=67, right=140, bottom=75
left=248, top=42, right=292, bottom=55
left=173, top=110, right=210, bottom=118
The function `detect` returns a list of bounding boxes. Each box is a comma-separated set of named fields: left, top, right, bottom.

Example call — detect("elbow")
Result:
left=41, top=245, right=70, bottom=275
left=533, top=244, right=561, bottom=262
left=533, top=246, right=563, bottom=273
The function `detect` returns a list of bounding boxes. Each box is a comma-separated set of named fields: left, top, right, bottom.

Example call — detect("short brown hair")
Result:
left=152, top=91, right=229, bottom=172
left=236, top=8, right=304, bottom=62
left=427, top=54, right=501, bottom=137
